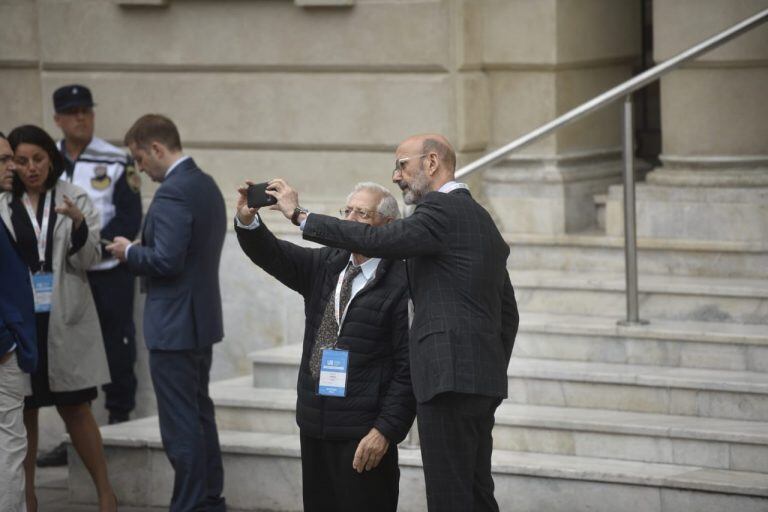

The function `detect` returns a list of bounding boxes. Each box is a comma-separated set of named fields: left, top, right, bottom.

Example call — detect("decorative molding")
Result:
left=114, top=0, right=356, bottom=7
left=40, top=62, right=447, bottom=74
left=114, top=0, right=168, bottom=7
left=295, top=0, right=355, bottom=6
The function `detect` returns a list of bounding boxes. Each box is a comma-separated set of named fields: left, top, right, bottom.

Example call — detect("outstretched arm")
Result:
left=267, top=178, right=449, bottom=260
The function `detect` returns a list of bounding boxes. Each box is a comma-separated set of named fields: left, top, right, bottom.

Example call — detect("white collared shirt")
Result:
left=334, top=256, right=381, bottom=332
left=437, top=181, right=469, bottom=194
left=165, top=155, right=191, bottom=179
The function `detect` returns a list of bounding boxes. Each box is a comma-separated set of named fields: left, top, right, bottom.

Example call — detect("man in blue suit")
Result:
left=107, top=115, right=227, bottom=512
left=1, top=130, right=38, bottom=511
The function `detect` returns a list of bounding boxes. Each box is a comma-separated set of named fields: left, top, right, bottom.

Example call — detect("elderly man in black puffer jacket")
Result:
left=234, top=180, right=415, bottom=512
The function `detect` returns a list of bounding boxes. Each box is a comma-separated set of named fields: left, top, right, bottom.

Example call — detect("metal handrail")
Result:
left=456, top=7, right=768, bottom=179
left=455, top=7, right=768, bottom=325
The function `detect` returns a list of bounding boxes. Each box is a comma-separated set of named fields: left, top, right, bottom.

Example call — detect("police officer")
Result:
left=37, top=84, right=142, bottom=467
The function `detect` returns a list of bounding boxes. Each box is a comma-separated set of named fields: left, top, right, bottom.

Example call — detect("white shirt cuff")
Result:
left=124, top=242, right=135, bottom=259
left=235, top=214, right=261, bottom=230
left=299, top=213, right=310, bottom=231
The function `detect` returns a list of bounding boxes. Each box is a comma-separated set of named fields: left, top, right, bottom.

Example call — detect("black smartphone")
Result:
left=247, top=182, right=278, bottom=208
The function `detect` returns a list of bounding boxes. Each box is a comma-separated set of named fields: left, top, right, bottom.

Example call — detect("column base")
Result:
left=481, top=150, right=627, bottom=235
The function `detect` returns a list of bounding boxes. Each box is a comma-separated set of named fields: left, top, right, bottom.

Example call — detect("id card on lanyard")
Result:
left=22, top=191, right=54, bottom=313
left=318, top=348, right=349, bottom=397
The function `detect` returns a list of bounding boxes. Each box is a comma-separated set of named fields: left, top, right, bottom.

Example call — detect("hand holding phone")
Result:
left=247, top=182, right=278, bottom=209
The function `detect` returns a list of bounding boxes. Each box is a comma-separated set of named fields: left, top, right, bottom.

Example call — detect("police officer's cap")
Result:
left=53, top=84, right=95, bottom=113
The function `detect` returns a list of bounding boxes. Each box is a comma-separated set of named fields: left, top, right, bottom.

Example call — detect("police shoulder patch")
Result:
left=126, top=164, right=141, bottom=193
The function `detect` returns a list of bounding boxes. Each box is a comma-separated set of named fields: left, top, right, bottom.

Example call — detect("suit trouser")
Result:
left=149, top=347, right=225, bottom=512
left=416, top=392, right=501, bottom=512
left=0, top=353, right=27, bottom=512
left=300, top=433, right=400, bottom=512
left=88, top=266, right=137, bottom=417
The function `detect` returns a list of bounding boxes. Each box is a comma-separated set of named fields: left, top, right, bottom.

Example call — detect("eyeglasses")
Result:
left=339, top=207, right=379, bottom=220
left=392, top=153, right=427, bottom=178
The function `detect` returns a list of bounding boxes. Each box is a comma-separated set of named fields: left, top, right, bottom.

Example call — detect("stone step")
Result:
left=516, top=313, right=768, bottom=371
left=209, top=377, right=768, bottom=473
left=251, top=344, right=768, bottom=421
left=508, top=358, right=768, bottom=421
left=510, top=270, right=768, bottom=324
left=69, top=417, right=768, bottom=512
left=505, top=232, right=768, bottom=279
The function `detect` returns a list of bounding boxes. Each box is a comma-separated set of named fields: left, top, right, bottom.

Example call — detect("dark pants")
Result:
left=416, top=392, right=501, bottom=512
left=88, top=265, right=137, bottom=418
left=300, top=433, right=399, bottom=512
left=149, top=347, right=225, bottom=512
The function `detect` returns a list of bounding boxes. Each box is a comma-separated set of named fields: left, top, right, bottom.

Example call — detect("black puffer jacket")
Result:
left=236, top=218, right=415, bottom=442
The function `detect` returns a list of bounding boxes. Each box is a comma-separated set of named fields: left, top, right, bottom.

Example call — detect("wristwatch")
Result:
left=291, top=206, right=310, bottom=226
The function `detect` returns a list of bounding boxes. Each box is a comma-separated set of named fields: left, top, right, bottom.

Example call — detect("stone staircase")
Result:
left=68, top=235, right=768, bottom=512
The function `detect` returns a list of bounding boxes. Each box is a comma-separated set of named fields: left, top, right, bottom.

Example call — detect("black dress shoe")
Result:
left=108, top=412, right=130, bottom=425
left=36, top=442, right=67, bottom=467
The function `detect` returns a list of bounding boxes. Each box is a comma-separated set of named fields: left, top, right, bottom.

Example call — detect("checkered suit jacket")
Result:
left=304, top=188, right=518, bottom=403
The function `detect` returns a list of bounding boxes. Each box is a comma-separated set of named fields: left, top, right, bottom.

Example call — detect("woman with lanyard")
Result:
left=0, top=125, right=117, bottom=512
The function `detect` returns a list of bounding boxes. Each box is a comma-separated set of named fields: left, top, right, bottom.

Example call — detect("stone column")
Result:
left=480, top=0, right=642, bottom=234
left=607, top=0, right=768, bottom=243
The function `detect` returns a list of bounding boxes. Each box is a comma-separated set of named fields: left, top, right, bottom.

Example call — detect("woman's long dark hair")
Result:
left=7, top=125, right=65, bottom=197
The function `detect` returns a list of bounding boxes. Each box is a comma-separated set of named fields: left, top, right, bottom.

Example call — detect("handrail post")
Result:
left=620, top=95, right=647, bottom=326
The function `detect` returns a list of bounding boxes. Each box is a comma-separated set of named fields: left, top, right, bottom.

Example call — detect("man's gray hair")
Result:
left=347, top=182, right=401, bottom=219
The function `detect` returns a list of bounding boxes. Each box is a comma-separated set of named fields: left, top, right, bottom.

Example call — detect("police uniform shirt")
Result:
left=59, top=136, right=142, bottom=271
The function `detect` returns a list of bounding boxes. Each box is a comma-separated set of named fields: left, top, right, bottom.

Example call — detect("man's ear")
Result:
left=426, top=153, right=439, bottom=176
left=53, top=114, right=62, bottom=129
left=150, top=141, right=164, bottom=160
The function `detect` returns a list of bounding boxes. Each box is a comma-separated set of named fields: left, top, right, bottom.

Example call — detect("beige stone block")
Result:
left=661, top=489, right=768, bottom=512
left=37, top=0, right=450, bottom=69
left=488, top=70, right=557, bottom=153
left=574, top=432, right=674, bottom=464
left=654, top=0, right=768, bottom=62
left=495, top=426, right=576, bottom=454
left=483, top=0, right=557, bottom=65
left=554, top=65, right=631, bottom=152
left=730, top=444, right=768, bottom=473
left=660, top=68, right=768, bottom=156
left=563, top=382, right=671, bottom=414
left=555, top=0, right=642, bottom=64
left=456, top=72, right=490, bottom=151
left=484, top=0, right=641, bottom=67
left=670, top=439, right=730, bottom=468
left=501, top=475, right=663, bottom=512
left=0, top=69, right=42, bottom=129
left=668, top=389, right=698, bottom=417
left=454, top=0, right=484, bottom=69
left=488, top=65, right=632, bottom=155
left=517, top=378, right=568, bottom=406
left=0, top=1, right=39, bottom=62
left=40, top=71, right=454, bottom=148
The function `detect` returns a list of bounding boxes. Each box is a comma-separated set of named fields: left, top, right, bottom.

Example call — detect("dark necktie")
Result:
left=309, top=262, right=363, bottom=378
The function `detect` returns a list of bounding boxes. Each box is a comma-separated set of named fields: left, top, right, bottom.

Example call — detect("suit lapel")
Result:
left=0, top=197, right=14, bottom=241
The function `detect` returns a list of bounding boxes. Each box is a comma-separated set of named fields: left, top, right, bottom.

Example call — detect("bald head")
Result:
left=393, top=133, right=457, bottom=205
left=401, top=134, right=456, bottom=175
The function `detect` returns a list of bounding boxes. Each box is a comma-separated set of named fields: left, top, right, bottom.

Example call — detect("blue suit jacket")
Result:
left=126, top=158, right=226, bottom=351
left=0, top=220, right=37, bottom=372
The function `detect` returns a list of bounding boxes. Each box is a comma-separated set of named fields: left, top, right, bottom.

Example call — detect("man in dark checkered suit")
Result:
left=268, top=134, right=519, bottom=512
